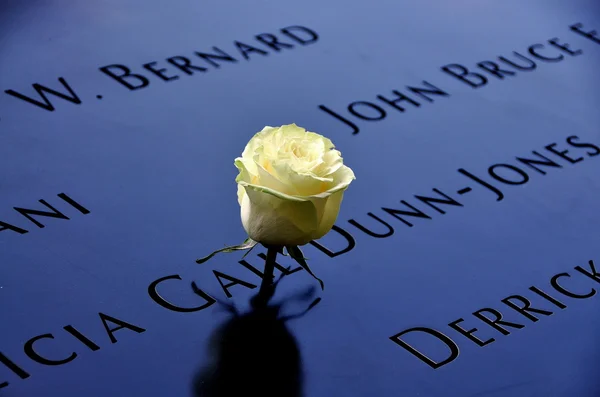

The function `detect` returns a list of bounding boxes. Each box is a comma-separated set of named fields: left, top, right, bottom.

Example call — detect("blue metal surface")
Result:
left=0, top=1, right=599, bottom=396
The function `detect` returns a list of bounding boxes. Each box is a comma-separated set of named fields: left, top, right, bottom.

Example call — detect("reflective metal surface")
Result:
left=0, top=1, right=599, bottom=396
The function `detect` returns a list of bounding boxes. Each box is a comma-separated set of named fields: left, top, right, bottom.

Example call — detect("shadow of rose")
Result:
left=191, top=277, right=321, bottom=397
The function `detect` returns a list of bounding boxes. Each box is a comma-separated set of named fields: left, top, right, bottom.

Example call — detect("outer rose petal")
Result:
left=241, top=186, right=319, bottom=246
left=306, top=164, right=355, bottom=199
left=237, top=184, right=246, bottom=206
left=311, top=190, right=345, bottom=240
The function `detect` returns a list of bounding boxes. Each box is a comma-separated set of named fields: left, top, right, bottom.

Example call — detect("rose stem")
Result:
left=255, top=246, right=278, bottom=306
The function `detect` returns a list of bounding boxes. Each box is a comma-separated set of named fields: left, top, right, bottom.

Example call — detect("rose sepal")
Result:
left=286, top=245, right=324, bottom=290
left=196, top=237, right=258, bottom=264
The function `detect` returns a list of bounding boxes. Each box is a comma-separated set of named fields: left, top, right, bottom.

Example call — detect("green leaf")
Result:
left=196, top=238, right=258, bottom=264
left=286, top=245, right=324, bottom=290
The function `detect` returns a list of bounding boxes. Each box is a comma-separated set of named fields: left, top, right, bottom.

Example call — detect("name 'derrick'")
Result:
left=390, top=259, right=599, bottom=369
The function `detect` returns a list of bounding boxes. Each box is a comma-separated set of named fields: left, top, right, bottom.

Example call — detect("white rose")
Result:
left=234, top=124, right=355, bottom=246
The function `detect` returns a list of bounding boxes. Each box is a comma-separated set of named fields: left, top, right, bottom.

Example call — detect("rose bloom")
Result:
left=235, top=124, right=355, bottom=246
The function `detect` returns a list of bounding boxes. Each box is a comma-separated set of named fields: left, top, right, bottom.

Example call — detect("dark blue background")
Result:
left=0, top=0, right=599, bottom=396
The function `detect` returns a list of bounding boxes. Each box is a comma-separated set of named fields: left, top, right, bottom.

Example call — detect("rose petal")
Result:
left=241, top=185, right=319, bottom=245
left=311, top=190, right=345, bottom=240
